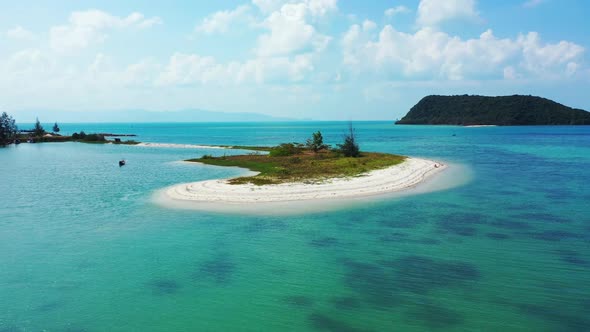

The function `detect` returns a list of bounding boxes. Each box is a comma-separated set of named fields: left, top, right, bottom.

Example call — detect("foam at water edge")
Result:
left=136, top=142, right=230, bottom=149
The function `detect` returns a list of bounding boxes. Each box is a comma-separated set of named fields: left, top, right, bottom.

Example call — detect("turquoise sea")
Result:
left=1, top=122, right=589, bottom=331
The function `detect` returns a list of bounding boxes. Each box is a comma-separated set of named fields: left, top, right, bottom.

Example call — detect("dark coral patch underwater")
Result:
left=197, top=256, right=236, bottom=285
left=147, top=279, right=181, bottom=295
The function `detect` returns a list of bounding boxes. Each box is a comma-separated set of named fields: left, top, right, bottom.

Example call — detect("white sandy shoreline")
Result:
left=136, top=142, right=230, bottom=149
left=161, top=157, right=446, bottom=204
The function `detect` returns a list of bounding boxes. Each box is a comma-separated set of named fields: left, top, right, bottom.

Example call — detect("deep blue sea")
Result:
left=1, top=122, right=589, bottom=331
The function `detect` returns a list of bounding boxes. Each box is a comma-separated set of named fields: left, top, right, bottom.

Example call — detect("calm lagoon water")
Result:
left=1, top=122, right=589, bottom=331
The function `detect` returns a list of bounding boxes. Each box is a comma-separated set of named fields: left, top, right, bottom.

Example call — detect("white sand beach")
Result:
left=162, top=157, right=445, bottom=204
left=136, top=142, right=230, bottom=149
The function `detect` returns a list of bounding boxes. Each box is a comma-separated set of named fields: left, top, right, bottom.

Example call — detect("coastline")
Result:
left=136, top=142, right=230, bottom=149
left=158, top=157, right=446, bottom=206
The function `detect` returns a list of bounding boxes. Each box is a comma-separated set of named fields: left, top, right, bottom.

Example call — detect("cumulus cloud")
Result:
left=6, top=49, right=53, bottom=75
left=252, top=0, right=337, bottom=16
left=384, top=6, right=411, bottom=17
left=49, top=10, right=162, bottom=53
left=255, top=1, right=335, bottom=56
left=362, top=20, right=377, bottom=31
left=341, top=24, right=584, bottom=80
left=195, top=5, right=252, bottom=34
left=157, top=52, right=314, bottom=85
left=252, top=0, right=289, bottom=14
left=6, top=26, right=36, bottom=41
left=518, top=32, right=584, bottom=76
left=416, top=0, right=480, bottom=27
left=305, top=0, right=338, bottom=17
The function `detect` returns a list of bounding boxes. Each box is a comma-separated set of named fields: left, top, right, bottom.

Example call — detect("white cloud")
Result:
left=251, top=0, right=337, bottom=16
left=384, top=6, right=411, bottom=17
left=523, top=0, right=545, bottom=8
left=255, top=1, right=334, bottom=56
left=157, top=53, right=228, bottom=85
left=252, top=0, right=338, bottom=17
left=157, top=52, right=315, bottom=85
left=416, top=0, right=480, bottom=27
left=195, top=5, right=251, bottom=34
left=362, top=20, right=377, bottom=31
left=342, top=24, right=584, bottom=80
left=252, top=0, right=289, bottom=14
left=518, top=32, right=584, bottom=76
left=305, top=0, right=338, bottom=17
left=49, top=10, right=162, bottom=53
left=6, top=26, right=36, bottom=41
left=6, top=49, right=53, bottom=75
left=137, top=16, right=164, bottom=29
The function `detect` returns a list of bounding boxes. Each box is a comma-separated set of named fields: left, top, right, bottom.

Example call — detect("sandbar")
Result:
left=161, top=157, right=445, bottom=204
left=137, top=142, right=229, bottom=149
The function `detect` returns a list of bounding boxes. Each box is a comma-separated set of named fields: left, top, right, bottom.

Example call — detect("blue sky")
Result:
left=1, top=0, right=589, bottom=121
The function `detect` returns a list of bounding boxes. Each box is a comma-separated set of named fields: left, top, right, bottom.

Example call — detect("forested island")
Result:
left=396, top=95, right=590, bottom=126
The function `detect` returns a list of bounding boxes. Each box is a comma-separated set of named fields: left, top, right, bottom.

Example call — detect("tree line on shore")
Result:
left=0, top=112, right=68, bottom=145
left=0, top=112, right=136, bottom=146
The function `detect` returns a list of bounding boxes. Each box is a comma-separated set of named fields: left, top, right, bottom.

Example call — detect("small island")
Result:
left=160, top=130, right=446, bottom=205
left=396, top=95, right=590, bottom=126
left=188, top=145, right=405, bottom=185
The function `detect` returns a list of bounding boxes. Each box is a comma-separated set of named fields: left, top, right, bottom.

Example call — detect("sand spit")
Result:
left=136, top=142, right=230, bottom=149
left=161, top=157, right=445, bottom=204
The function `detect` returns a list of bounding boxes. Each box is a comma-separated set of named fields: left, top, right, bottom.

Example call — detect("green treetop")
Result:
left=0, top=112, right=18, bottom=146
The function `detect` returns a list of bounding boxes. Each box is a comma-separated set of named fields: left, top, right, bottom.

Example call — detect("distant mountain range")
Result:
left=12, top=109, right=299, bottom=123
left=396, top=95, right=590, bottom=125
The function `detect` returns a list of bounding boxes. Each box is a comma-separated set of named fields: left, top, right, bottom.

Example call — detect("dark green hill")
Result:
left=396, top=95, right=590, bottom=125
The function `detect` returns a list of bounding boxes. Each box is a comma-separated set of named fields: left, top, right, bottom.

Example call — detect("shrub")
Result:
left=269, top=143, right=302, bottom=157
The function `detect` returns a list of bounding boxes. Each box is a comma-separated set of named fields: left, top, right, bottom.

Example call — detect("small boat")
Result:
left=119, top=160, right=126, bottom=167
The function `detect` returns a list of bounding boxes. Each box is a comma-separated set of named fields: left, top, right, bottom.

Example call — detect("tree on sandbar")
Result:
left=337, top=122, right=360, bottom=157
left=306, top=131, right=329, bottom=153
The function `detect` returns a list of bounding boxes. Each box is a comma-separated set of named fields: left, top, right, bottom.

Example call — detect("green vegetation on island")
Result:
left=0, top=112, right=139, bottom=146
left=0, top=112, right=18, bottom=146
left=396, top=95, right=590, bottom=126
left=187, top=130, right=405, bottom=185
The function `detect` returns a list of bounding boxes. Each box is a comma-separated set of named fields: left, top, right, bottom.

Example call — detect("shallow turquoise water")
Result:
left=1, top=123, right=589, bottom=331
